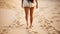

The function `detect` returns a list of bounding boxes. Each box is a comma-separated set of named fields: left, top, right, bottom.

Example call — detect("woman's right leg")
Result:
left=24, top=7, right=29, bottom=28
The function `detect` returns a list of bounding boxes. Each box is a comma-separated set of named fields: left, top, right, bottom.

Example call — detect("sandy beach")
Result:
left=0, top=0, right=60, bottom=34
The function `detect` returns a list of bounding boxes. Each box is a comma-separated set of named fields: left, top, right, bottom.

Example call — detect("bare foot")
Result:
left=26, top=26, right=28, bottom=29
left=29, top=25, right=33, bottom=29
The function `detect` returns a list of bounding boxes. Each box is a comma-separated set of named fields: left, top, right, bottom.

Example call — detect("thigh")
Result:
left=30, top=7, right=34, bottom=15
left=24, top=7, right=30, bottom=15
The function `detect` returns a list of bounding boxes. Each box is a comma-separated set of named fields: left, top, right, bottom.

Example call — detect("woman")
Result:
left=22, top=0, right=38, bottom=28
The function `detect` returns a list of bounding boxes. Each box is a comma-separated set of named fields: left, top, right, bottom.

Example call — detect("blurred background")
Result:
left=0, top=0, right=60, bottom=34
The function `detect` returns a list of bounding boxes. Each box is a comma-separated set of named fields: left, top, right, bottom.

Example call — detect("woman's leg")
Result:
left=24, top=7, right=29, bottom=28
left=30, top=7, right=34, bottom=28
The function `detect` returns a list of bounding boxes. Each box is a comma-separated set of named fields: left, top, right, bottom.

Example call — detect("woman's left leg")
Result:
left=30, top=7, right=34, bottom=28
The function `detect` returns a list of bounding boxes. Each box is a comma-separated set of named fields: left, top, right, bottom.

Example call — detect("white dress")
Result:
left=23, top=0, right=36, bottom=8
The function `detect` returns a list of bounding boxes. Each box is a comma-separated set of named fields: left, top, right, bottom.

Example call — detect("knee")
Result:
left=30, top=15, right=33, bottom=18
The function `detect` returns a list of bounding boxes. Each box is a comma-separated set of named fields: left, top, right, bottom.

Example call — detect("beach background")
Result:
left=0, top=0, right=60, bottom=34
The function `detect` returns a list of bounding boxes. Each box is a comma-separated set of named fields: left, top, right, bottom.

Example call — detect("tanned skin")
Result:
left=22, top=0, right=38, bottom=29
